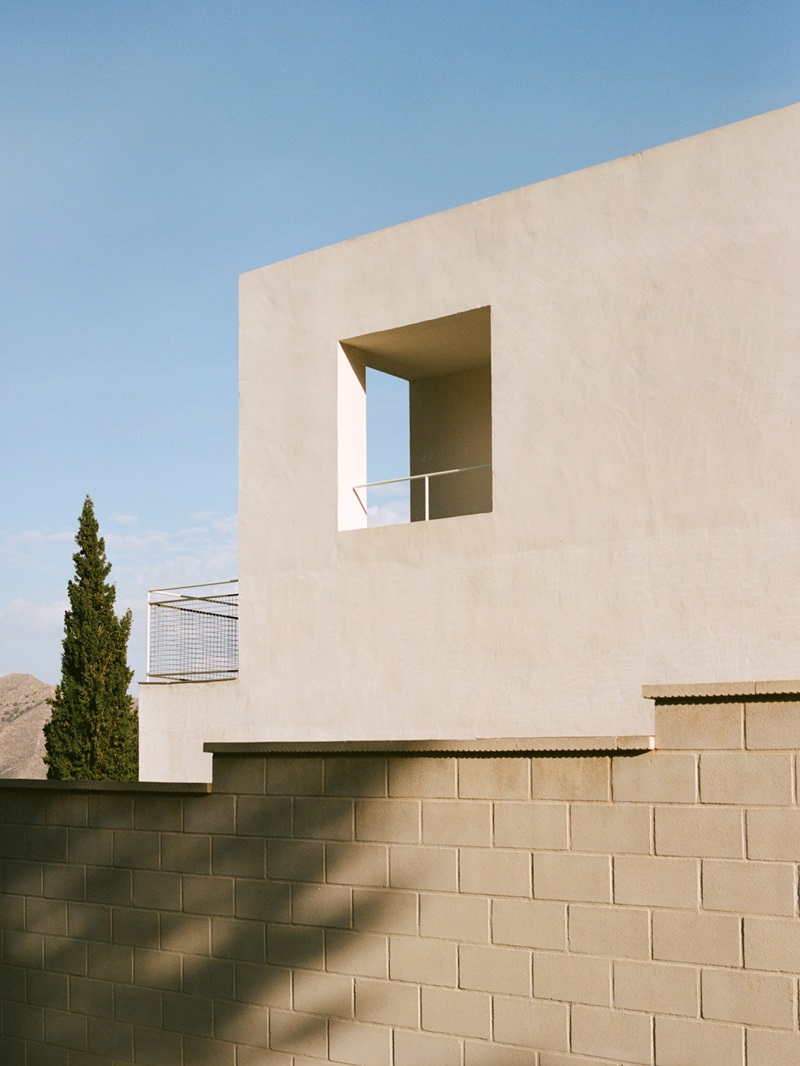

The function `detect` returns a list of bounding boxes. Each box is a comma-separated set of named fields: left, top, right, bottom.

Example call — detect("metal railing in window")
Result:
left=353, top=464, right=491, bottom=526
left=146, top=580, right=238, bottom=682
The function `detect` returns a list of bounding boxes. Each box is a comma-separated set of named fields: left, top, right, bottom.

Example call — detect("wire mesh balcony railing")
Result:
left=146, top=580, right=238, bottom=682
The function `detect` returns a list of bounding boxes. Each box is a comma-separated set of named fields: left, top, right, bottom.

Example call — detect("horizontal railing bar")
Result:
left=353, top=464, right=490, bottom=491
left=148, top=579, right=238, bottom=595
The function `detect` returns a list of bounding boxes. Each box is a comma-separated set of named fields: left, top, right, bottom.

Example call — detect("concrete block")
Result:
left=531, top=756, right=610, bottom=801
left=612, top=752, right=698, bottom=803
left=393, top=1029, right=461, bottom=1066
left=85, top=864, right=132, bottom=906
left=68, top=828, right=112, bottom=866
left=0, top=962, right=26, bottom=1003
left=162, top=990, right=213, bottom=1036
left=133, top=945, right=181, bottom=990
left=182, top=874, right=234, bottom=916
left=69, top=974, right=113, bottom=1019
left=26, top=826, right=67, bottom=862
left=0, top=1035, right=24, bottom=1066
left=3, top=929, right=44, bottom=969
left=134, top=794, right=183, bottom=831
left=132, top=870, right=181, bottom=911
left=294, top=883, right=353, bottom=929
left=236, top=878, right=291, bottom=922
left=325, top=756, right=387, bottom=797
left=26, top=898, right=67, bottom=935
left=493, top=801, right=568, bottom=850
left=492, top=995, right=569, bottom=1051
left=67, top=901, right=110, bottom=943
left=422, top=800, right=492, bottom=846
left=44, top=934, right=87, bottom=976
left=214, top=999, right=272, bottom=1049
left=267, top=839, right=325, bottom=883
left=570, top=802, right=651, bottom=854
left=183, top=795, right=235, bottom=835
left=45, top=794, right=88, bottom=827
left=267, top=922, right=323, bottom=970
left=700, top=751, right=793, bottom=805
left=655, top=702, right=744, bottom=749
left=133, top=1023, right=183, bottom=1065
left=87, top=795, right=132, bottom=830
left=702, top=859, right=795, bottom=916
left=237, top=1046, right=290, bottom=1066
left=746, top=1028, right=800, bottom=1066
left=326, top=842, right=388, bottom=887
left=745, top=700, right=800, bottom=748
left=236, top=795, right=292, bottom=837
left=420, top=892, right=489, bottom=942
left=492, top=898, right=566, bottom=950
left=353, top=887, right=415, bottom=934
left=655, top=1016, right=743, bottom=1065
left=746, top=807, right=800, bottom=860
left=744, top=916, right=800, bottom=972
left=390, top=934, right=457, bottom=986
left=294, top=797, right=354, bottom=840
left=354, top=976, right=419, bottom=1027
left=458, top=757, right=529, bottom=799
left=534, top=950, right=611, bottom=1006
left=212, top=754, right=266, bottom=794
left=114, top=984, right=161, bottom=1026
left=459, top=942, right=531, bottom=995
left=534, top=852, right=611, bottom=903
left=4, top=858, right=44, bottom=896
left=421, top=985, right=491, bottom=1038
left=44, top=1006, right=87, bottom=1050
left=182, top=956, right=234, bottom=1000
left=3, top=1001, right=44, bottom=1041
left=614, top=855, right=699, bottom=908
left=159, top=912, right=210, bottom=956
left=160, top=831, right=211, bottom=873
left=86, top=941, right=132, bottom=983
left=614, top=958, right=698, bottom=1016
left=183, top=1035, right=236, bottom=1066
left=111, top=906, right=159, bottom=948
left=212, top=834, right=266, bottom=878
left=235, top=960, right=291, bottom=1007
left=329, top=1018, right=391, bottom=1066
left=461, top=848, right=531, bottom=897
left=571, top=1004, right=652, bottom=1064
left=211, top=917, right=265, bottom=963
left=702, top=968, right=795, bottom=1029
left=655, top=805, right=744, bottom=858
left=268, top=1007, right=326, bottom=1058
left=112, top=829, right=159, bottom=870
left=464, top=1040, right=537, bottom=1066
left=389, top=757, right=457, bottom=798
left=293, top=969, right=353, bottom=1018
left=390, top=844, right=457, bottom=891
left=265, top=757, right=323, bottom=795
left=569, top=904, right=649, bottom=959
left=43, top=862, right=84, bottom=902
left=652, top=910, right=741, bottom=967
left=355, top=799, right=420, bottom=844
left=325, top=930, right=388, bottom=978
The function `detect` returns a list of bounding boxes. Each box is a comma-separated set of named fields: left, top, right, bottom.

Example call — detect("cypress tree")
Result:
left=44, top=496, right=138, bottom=780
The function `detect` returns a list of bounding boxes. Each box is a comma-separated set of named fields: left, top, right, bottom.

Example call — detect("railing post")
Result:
left=424, top=475, right=430, bottom=520
left=145, top=589, right=151, bottom=680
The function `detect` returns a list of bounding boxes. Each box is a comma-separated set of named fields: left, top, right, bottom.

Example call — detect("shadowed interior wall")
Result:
left=2, top=691, right=800, bottom=1065
left=410, top=364, right=492, bottom=521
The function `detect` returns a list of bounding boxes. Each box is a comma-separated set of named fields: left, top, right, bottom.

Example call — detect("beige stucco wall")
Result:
left=140, top=105, right=799, bottom=782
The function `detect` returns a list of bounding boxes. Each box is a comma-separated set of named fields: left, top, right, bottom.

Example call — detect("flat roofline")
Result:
left=204, top=736, right=654, bottom=756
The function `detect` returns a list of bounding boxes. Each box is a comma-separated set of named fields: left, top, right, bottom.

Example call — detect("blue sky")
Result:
left=1, top=0, right=798, bottom=685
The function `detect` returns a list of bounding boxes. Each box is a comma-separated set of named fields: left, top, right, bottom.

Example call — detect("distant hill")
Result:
left=0, top=673, right=54, bottom=778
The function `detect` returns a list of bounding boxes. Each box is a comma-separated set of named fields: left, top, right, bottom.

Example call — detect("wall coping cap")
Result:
left=203, top=736, right=654, bottom=755
left=0, top=779, right=211, bottom=793
left=642, top=680, right=800, bottom=699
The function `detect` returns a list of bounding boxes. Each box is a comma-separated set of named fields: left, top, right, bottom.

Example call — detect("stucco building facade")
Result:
left=139, top=104, right=800, bottom=783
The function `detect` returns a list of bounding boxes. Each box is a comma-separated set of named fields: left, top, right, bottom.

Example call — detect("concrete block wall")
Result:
left=2, top=692, right=800, bottom=1064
